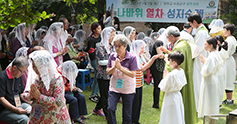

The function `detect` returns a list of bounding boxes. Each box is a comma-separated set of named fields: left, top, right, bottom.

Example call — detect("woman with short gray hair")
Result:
left=106, top=34, right=138, bottom=124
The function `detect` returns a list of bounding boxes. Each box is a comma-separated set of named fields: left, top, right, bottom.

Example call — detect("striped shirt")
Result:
left=136, top=56, right=145, bottom=88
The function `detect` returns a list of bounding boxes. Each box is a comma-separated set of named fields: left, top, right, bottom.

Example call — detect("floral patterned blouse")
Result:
left=95, top=44, right=113, bottom=80
left=22, top=76, right=71, bottom=124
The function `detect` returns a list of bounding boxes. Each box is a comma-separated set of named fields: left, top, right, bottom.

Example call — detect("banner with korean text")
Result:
left=106, top=0, right=219, bottom=23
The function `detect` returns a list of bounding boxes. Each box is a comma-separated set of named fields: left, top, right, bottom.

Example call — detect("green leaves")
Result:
left=0, top=0, right=51, bottom=29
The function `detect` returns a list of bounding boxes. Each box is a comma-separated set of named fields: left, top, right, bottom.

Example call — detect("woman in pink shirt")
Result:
left=106, top=34, right=138, bottom=124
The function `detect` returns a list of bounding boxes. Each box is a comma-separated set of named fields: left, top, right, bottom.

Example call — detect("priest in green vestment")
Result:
left=160, top=26, right=197, bottom=124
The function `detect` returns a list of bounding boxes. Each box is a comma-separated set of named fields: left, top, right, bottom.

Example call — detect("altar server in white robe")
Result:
left=188, top=12, right=209, bottom=111
left=215, top=35, right=229, bottom=106
left=158, top=51, right=186, bottom=124
left=222, top=23, right=237, bottom=105
left=198, top=37, right=222, bottom=123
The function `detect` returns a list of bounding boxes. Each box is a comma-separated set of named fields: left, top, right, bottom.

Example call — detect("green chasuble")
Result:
left=165, top=38, right=197, bottom=124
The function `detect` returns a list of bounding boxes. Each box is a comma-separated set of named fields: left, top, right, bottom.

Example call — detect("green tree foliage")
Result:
left=63, top=0, right=97, bottom=25
left=221, top=0, right=237, bottom=25
left=0, top=0, right=50, bottom=29
left=221, top=0, right=237, bottom=37
left=31, top=0, right=100, bottom=28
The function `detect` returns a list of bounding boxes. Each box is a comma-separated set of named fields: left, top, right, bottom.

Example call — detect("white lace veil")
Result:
left=157, top=28, right=168, bottom=48
left=27, top=24, right=36, bottom=45
left=130, top=40, right=146, bottom=69
left=150, top=32, right=158, bottom=41
left=101, top=27, right=115, bottom=54
left=29, top=50, right=58, bottom=91
left=143, top=37, right=152, bottom=53
left=210, top=19, right=224, bottom=34
left=15, top=23, right=27, bottom=47
left=7, top=46, right=29, bottom=68
left=35, top=29, right=45, bottom=40
left=15, top=47, right=29, bottom=58
left=123, top=26, right=136, bottom=43
left=209, top=19, right=217, bottom=29
left=35, top=29, right=45, bottom=46
left=73, top=30, right=86, bottom=50
left=137, top=32, right=146, bottom=40
left=158, top=28, right=166, bottom=36
left=43, top=22, right=65, bottom=52
left=58, top=61, right=78, bottom=91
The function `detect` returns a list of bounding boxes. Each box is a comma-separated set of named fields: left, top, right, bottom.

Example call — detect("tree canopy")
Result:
left=0, top=0, right=50, bottom=29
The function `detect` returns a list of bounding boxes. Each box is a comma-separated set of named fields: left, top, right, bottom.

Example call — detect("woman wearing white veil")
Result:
left=137, top=32, right=146, bottom=40
left=92, top=27, right=115, bottom=118
left=43, top=22, right=68, bottom=66
left=142, top=37, right=152, bottom=63
left=22, top=50, right=71, bottom=123
left=27, top=24, right=38, bottom=46
left=210, top=19, right=225, bottom=39
left=208, top=19, right=217, bottom=29
left=73, top=30, right=86, bottom=52
left=157, top=28, right=169, bottom=49
left=130, top=40, right=160, bottom=124
left=57, top=61, right=88, bottom=123
left=11, top=23, right=32, bottom=58
left=35, top=29, right=46, bottom=46
left=123, top=26, right=136, bottom=51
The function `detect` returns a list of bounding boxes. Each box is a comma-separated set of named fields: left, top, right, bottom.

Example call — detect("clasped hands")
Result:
left=30, top=84, right=41, bottom=100
left=113, top=58, right=122, bottom=70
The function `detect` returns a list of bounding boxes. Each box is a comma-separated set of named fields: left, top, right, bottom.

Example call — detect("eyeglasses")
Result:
left=114, top=44, right=123, bottom=48
left=16, top=66, right=24, bottom=74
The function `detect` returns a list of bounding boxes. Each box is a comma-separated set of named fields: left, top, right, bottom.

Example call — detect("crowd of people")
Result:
left=0, top=10, right=236, bottom=124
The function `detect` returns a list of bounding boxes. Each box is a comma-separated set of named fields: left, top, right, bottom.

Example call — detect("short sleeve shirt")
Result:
left=107, top=51, right=138, bottom=71
left=0, top=67, right=24, bottom=113
left=107, top=51, right=138, bottom=94
left=151, top=40, right=163, bottom=57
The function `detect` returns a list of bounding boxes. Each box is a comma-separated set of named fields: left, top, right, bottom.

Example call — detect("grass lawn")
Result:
left=78, top=82, right=237, bottom=124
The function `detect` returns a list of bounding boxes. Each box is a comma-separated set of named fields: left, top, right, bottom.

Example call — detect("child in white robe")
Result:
left=158, top=51, right=186, bottom=124
left=214, top=35, right=229, bottom=108
left=222, top=23, right=237, bottom=104
left=199, top=37, right=223, bottom=124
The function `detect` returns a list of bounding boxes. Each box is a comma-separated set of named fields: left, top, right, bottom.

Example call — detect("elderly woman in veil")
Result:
left=22, top=50, right=71, bottom=123
left=43, top=22, right=68, bottom=66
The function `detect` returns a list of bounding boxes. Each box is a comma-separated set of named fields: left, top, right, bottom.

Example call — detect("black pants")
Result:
left=132, top=87, right=143, bottom=123
left=150, top=63, right=163, bottom=105
left=95, top=79, right=109, bottom=117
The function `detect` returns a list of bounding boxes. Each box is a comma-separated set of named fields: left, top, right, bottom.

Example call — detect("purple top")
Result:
left=107, top=51, right=138, bottom=94
left=11, top=37, right=32, bottom=58
left=107, top=51, right=138, bottom=71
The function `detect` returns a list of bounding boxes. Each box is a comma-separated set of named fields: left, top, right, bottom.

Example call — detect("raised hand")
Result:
left=199, top=54, right=206, bottom=64
left=160, top=46, right=168, bottom=53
